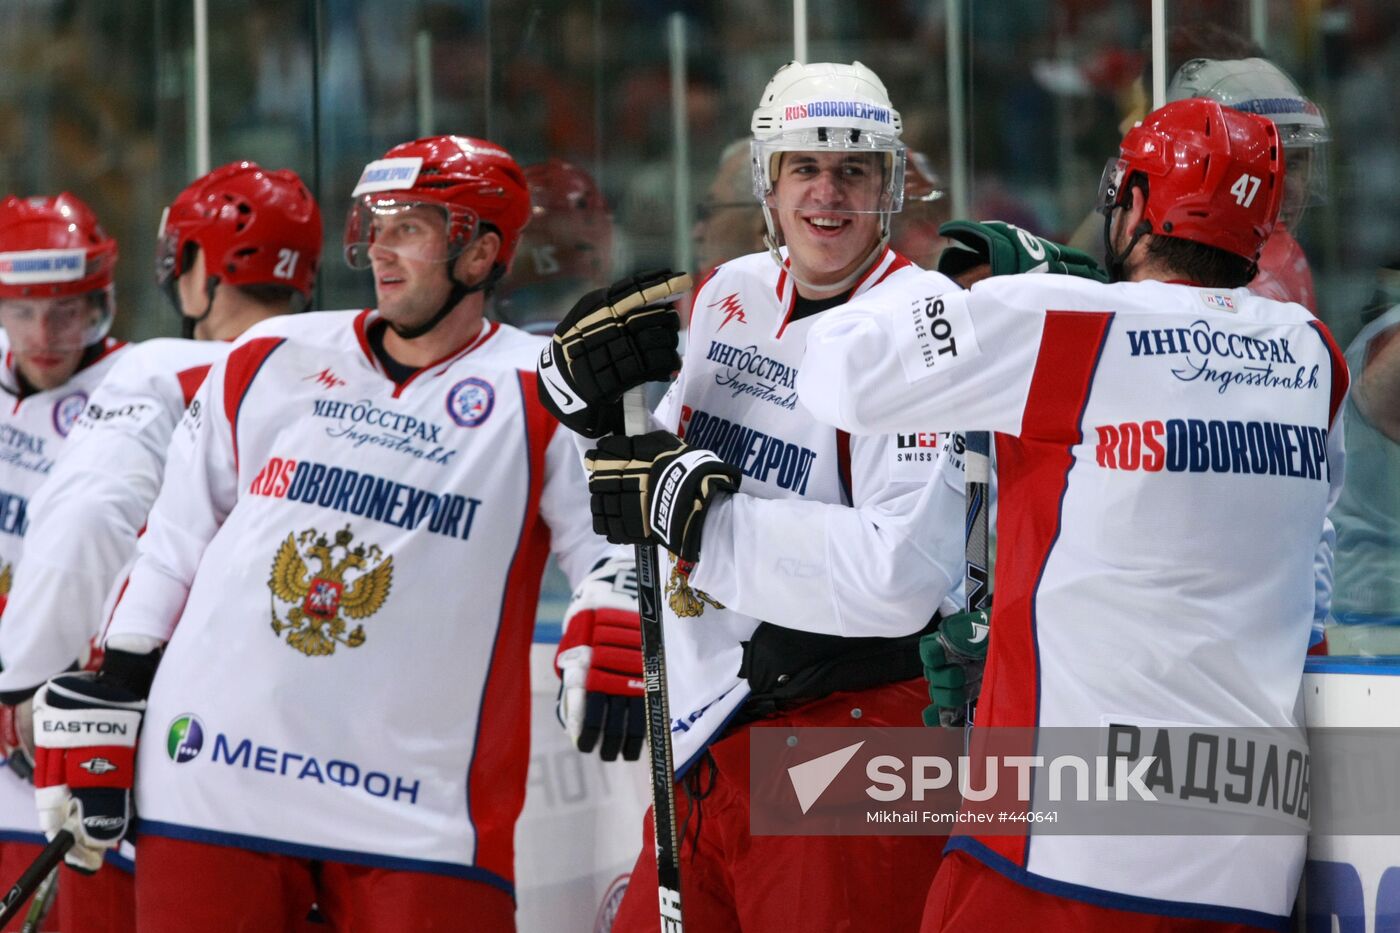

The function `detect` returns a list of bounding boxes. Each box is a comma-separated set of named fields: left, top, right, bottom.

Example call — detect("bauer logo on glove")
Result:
left=585, top=431, right=741, bottom=563
left=537, top=270, right=692, bottom=437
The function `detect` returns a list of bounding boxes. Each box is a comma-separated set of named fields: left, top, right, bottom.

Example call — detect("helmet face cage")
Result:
left=343, top=197, right=480, bottom=271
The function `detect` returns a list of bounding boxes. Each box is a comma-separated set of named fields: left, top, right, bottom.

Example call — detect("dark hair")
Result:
left=236, top=282, right=304, bottom=312
left=1144, top=234, right=1256, bottom=288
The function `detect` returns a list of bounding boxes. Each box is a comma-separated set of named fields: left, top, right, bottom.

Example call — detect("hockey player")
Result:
left=494, top=158, right=614, bottom=336
left=0, top=192, right=127, bottom=931
left=0, top=161, right=321, bottom=932
left=1167, top=56, right=1330, bottom=312
left=797, top=99, right=1347, bottom=932
left=29, top=136, right=608, bottom=932
left=538, top=61, right=967, bottom=931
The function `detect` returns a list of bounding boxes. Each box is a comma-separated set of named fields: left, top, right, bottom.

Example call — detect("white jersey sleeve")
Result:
left=104, top=351, right=242, bottom=646
left=687, top=428, right=963, bottom=638
left=0, top=341, right=221, bottom=690
left=798, top=273, right=1054, bottom=435
left=539, top=415, right=613, bottom=587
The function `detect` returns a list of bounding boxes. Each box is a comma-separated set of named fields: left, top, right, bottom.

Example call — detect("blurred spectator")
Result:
left=889, top=149, right=949, bottom=268
left=494, top=158, right=614, bottom=334
left=692, top=138, right=765, bottom=276
left=1329, top=257, right=1400, bottom=654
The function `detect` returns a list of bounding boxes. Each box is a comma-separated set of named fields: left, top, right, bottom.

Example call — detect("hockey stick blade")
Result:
left=624, top=387, right=685, bottom=932
left=0, top=830, right=72, bottom=924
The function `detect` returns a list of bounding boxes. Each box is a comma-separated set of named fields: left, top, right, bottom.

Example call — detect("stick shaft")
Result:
left=0, top=831, right=72, bottom=924
left=623, top=388, right=684, bottom=931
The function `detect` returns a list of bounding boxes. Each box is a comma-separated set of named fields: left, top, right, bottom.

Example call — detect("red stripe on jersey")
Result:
left=350, top=309, right=379, bottom=375
left=1308, top=320, right=1350, bottom=428
left=176, top=364, right=212, bottom=407
left=976, top=309, right=1114, bottom=868
left=79, top=338, right=127, bottom=372
left=872, top=251, right=912, bottom=285
left=836, top=429, right=853, bottom=506
left=466, top=370, right=558, bottom=884
left=392, top=320, right=500, bottom=398
left=847, top=246, right=893, bottom=297
left=223, top=337, right=285, bottom=473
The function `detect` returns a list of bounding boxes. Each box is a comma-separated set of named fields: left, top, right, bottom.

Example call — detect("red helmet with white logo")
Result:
left=344, top=135, right=531, bottom=272
left=520, top=159, right=612, bottom=284
left=157, top=162, right=322, bottom=300
left=0, top=193, right=117, bottom=300
left=495, top=159, right=613, bottom=333
left=1098, top=97, right=1283, bottom=262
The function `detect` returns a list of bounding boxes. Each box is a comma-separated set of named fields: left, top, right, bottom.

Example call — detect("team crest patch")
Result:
left=446, top=377, right=494, bottom=427
left=53, top=391, right=88, bottom=436
left=269, top=525, right=393, bottom=657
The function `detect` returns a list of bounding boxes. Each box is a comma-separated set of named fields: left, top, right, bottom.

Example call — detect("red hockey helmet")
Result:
left=518, top=158, right=612, bottom=284
left=0, top=193, right=116, bottom=300
left=495, top=159, right=613, bottom=333
left=344, top=135, right=531, bottom=273
left=1098, top=98, right=1283, bottom=262
left=157, top=162, right=322, bottom=300
left=0, top=193, right=117, bottom=348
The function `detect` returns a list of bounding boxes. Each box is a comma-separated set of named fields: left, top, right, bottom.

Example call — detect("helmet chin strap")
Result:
left=387, top=263, right=503, bottom=341
left=759, top=204, right=890, bottom=296
left=1102, top=205, right=1152, bottom=284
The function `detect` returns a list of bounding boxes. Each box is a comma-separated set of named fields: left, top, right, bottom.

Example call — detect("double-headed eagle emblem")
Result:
left=268, top=525, right=393, bottom=656
left=665, top=554, right=723, bottom=618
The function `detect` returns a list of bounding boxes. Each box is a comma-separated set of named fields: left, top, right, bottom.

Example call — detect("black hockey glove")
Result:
left=937, top=220, right=1108, bottom=283
left=585, top=431, right=741, bottom=563
left=920, top=610, right=989, bottom=729
left=537, top=270, right=691, bottom=438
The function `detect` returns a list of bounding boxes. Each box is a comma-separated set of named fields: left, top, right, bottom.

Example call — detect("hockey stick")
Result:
left=19, top=864, right=58, bottom=933
left=0, top=830, right=72, bottom=925
left=623, top=386, right=684, bottom=932
left=950, top=430, right=993, bottom=729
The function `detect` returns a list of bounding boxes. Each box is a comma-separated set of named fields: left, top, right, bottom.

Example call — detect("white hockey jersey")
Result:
left=799, top=273, right=1348, bottom=926
left=104, top=311, right=607, bottom=892
left=654, top=249, right=965, bottom=773
left=0, top=339, right=225, bottom=695
left=0, top=336, right=126, bottom=837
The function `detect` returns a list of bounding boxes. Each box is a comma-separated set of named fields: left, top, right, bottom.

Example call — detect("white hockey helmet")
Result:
left=1168, top=57, right=1329, bottom=227
left=750, top=61, right=906, bottom=288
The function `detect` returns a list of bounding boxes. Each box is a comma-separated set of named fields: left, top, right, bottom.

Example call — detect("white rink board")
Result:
left=515, top=641, right=651, bottom=933
left=1301, top=662, right=1400, bottom=932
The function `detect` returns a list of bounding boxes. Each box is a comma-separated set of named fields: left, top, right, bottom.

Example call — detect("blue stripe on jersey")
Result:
left=947, top=837, right=1289, bottom=931
left=136, top=819, right=514, bottom=895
